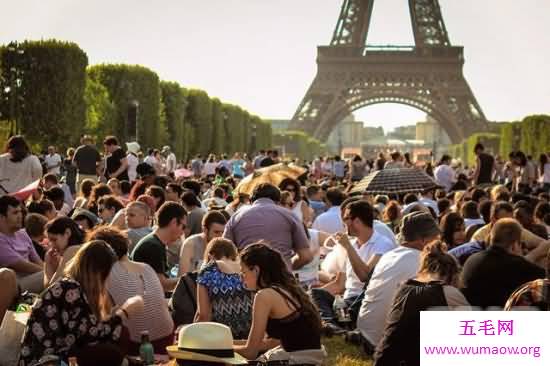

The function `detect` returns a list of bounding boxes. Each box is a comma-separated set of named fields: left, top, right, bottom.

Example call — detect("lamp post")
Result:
left=1, top=41, right=25, bottom=135
left=251, top=123, right=257, bottom=154
left=129, top=100, right=139, bottom=143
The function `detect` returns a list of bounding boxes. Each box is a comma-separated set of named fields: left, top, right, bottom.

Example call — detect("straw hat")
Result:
left=126, top=141, right=141, bottom=154
left=167, top=323, right=248, bottom=365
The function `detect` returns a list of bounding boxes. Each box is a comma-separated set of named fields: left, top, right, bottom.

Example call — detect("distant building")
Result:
left=327, top=115, right=364, bottom=153
left=416, top=117, right=451, bottom=157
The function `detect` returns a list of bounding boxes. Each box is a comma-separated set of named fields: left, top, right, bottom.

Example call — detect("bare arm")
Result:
left=46, top=246, right=79, bottom=287
left=112, top=158, right=128, bottom=179
left=234, top=291, right=272, bottom=359
left=178, top=241, right=194, bottom=276
left=335, top=232, right=381, bottom=282
left=158, top=273, right=178, bottom=292
left=194, top=284, right=212, bottom=322
left=471, top=156, right=480, bottom=184
left=291, top=246, right=313, bottom=270
left=9, top=259, right=43, bottom=274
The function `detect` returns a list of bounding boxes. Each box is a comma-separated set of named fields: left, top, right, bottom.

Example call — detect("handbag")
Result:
left=0, top=310, right=30, bottom=366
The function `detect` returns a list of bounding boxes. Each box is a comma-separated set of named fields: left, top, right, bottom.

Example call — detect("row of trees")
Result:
left=272, top=131, right=326, bottom=161
left=447, top=114, right=550, bottom=166
left=0, top=40, right=273, bottom=160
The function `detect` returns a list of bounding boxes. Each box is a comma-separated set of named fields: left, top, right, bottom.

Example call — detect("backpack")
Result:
left=169, top=272, right=198, bottom=327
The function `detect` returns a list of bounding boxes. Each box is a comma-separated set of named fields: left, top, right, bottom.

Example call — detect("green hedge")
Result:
left=87, top=64, right=161, bottom=149
left=520, top=115, right=550, bottom=157
left=160, top=81, right=187, bottom=159
left=0, top=40, right=88, bottom=148
left=1, top=40, right=272, bottom=157
left=499, top=121, right=521, bottom=158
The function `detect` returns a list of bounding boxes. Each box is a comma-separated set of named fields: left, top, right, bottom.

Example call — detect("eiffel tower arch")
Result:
left=289, top=0, right=488, bottom=144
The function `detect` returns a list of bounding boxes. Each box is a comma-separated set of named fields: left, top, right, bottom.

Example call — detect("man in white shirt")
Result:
left=434, top=155, right=456, bottom=192
left=125, top=142, right=140, bottom=182
left=418, top=189, right=439, bottom=216
left=312, top=200, right=395, bottom=333
left=356, top=211, right=440, bottom=353
left=162, top=146, right=177, bottom=174
left=312, top=188, right=346, bottom=234
left=44, top=145, right=62, bottom=175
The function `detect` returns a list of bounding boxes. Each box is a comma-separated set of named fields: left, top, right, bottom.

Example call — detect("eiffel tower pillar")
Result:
left=289, top=0, right=488, bottom=144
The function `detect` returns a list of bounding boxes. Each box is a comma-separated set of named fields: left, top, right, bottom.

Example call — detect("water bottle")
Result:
left=170, top=264, right=179, bottom=278
left=333, top=295, right=351, bottom=324
left=139, top=331, right=155, bottom=365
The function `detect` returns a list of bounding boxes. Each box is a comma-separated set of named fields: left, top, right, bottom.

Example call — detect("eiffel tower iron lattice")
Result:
left=289, top=0, right=488, bottom=143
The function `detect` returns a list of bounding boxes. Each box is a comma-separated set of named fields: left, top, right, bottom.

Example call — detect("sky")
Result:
left=2, top=0, right=549, bottom=132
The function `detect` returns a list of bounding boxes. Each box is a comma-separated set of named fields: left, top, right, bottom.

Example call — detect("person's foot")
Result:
left=322, top=322, right=346, bottom=337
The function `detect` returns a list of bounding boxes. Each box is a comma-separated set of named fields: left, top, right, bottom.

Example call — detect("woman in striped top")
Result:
left=88, top=226, right=174, bottom=355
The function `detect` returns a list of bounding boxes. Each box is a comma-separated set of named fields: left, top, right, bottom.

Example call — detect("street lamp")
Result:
left=251, top=123, right=257, bottom=154
left=1, top=41, right=25, bottom=135
left=129, top=99, right=139, bottom=143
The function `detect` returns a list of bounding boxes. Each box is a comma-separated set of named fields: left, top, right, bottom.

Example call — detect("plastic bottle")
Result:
left=333, top=295, right=351, bottom=323
left=139, top=331, right=155, bottom=365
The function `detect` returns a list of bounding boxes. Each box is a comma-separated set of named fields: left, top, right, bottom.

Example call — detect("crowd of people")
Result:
left=0, top=133, right=549, bottom=366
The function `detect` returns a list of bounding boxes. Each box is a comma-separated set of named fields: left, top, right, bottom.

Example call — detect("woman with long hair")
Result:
left=279, top=178, right=310, bottom=225
left=235, top=243, right=325, bottom=364
left=44, top=217, right=86, bottom=287
left=87, top=183, right=113, bottom=215
left=374, top=241, right=469, bottom=366
left=382, top=200, right=402, bottom=234
left=195, top=238, right=253, bottom=339
left=19, top=241, right=144, bottom=366
left=145, top=185, right=166, bottom=212
left=439, top=212, right=466, bottom=249
left=73, top=178, right=95, bottom=210
left=88, top=227, right=174, bottom=355
left=0, top=135, right=42, bottom=194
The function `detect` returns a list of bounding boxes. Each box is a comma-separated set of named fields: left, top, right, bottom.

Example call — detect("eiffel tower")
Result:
left=289, top=0, right=488, bottom=143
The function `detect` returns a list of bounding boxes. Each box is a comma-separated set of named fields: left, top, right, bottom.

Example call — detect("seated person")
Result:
left=24, top=213, right=48, bottom=260
left=44, top=217, right=85, bottom=287
left=0, top=196, right=43, bottom=293
left=461, top=218, right=547, bottom=308
left=19, top=241, right=144, bottom=366
left=43, top=186, right=71, bottom=217
left=27, top=199, right=57, bottom=221
left=131, top=202, right=187, bottom=292
left=42, top=173, right=74, bottom=209
left=89, top=227, right=174, bottom=355
left=311, top=200, right=395, bottom=331
left=179, top=210, right=226, bottom=274
left=235, top=243, right=326, bottom=365
left=96, top=195, right=124, bottom=225
left=124, top=201, right=153, bottom=253
left=357, top=212, right=441, bottom=353
left=195, top=238, right=252, bottom=339
left=71, top=208, right=100, bottom=232
left=0, top=268, right=18, bottom=322
left=374, top=241, right=470, bottom=366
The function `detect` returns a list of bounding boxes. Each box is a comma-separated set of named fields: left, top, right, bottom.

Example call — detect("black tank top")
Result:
left=265, top=287, right=321, bottom=352
left=476, top=153, right=494, bottom=184
left=374, top=280, right=448, bottom=366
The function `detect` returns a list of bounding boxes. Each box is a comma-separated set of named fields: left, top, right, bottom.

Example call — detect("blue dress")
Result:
left=196, top=261, right=253, bottom=339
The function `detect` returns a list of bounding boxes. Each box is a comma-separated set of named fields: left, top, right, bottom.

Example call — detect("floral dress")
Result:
left=196, top=261, right=253, bottom=339
left=19, top=278, right=123, bottom=366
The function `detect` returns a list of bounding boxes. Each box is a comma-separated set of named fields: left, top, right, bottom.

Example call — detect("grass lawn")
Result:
left=323, top=336, right=373, bottom=366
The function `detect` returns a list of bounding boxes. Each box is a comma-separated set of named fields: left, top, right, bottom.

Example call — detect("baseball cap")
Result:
left=400, top=211, right=440, bottom=242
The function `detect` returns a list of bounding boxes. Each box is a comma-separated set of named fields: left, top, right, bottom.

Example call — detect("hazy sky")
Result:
left=2, top=0, right=549, bottom=132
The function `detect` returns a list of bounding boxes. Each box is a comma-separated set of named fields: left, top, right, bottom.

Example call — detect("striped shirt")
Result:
left=107, top=261, right=174, bottom=342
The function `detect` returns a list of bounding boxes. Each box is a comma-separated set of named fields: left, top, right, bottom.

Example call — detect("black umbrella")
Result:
left=351, top=168, right=440, bottom=195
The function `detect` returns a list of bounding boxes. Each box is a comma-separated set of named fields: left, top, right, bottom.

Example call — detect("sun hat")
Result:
left=162, top=145, right=171, bottom=153
left=167, top=322, right=248, bottom=364
left=71, top=208, right=100, bottom=226
left=126, top=141, right=141, bottom=154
